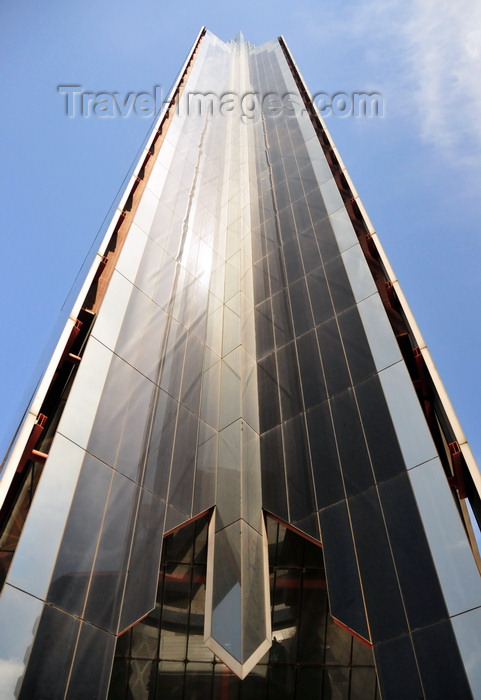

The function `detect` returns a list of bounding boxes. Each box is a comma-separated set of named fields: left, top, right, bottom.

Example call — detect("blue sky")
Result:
left=1, top=0, right=480, bottom=465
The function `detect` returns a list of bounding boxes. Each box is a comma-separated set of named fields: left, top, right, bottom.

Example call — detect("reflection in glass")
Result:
left=107, top=515, right=378, bottom=698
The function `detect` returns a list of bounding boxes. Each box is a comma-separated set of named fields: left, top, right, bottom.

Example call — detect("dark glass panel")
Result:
left=129, top=659, right=158, bottom=699
left=296, top=330, right=326, bottom=409
left=153, top=252, right=176, bottom=311
left=120, top=490, right=166, bottom=632
left=295, top=668, right=323, bottom=700
left=275, top=178, right=290, bottom=212
left=306, top=402, right=345, bottom=509
left=283, top=415, right=316, bottom=522
left=267, top=249, right=284, bottom=296
left=253, top=258, right=271, bottom=304
left=160, top=319, right=187, bottom=401
left=412, top=620, right=472, bottom=698
left=185, top=662, right=214, bottom=698
left=279, top=153, right=297, bottom=176
left=255, top=300, right=275, bottom=359
left=115, top=287, right=167, bottom=382
left=262, top=188, right=276, bottom=221
left=87, top=353, right=131, bottom=469
left=349, top=667, right=378, bottom=700
left=264, top=217, right=279, bottom=255
left=107, top=658, right=129, bottom=700
left=374, top=634, right=423, bottom=700
left=306, top=266, right=334, bottom=326
left=239, top=666, right=267, bottom=700
left=292, top=512, right=320, bottom=541
left=325, top=615, right=352, bottom=666
left=168, top=405, right=198, bottom=516
left=213, top=668, right=241, bottom=700
left=159, top=563, right=191, bottom=660
left=299, top=163, right=318, bottom=196
left=306, top=189, right=328, bottom=227
left=277, top=205, right=296, bottom=243
left=319, top=501, right=369, bottom=640
left=189, top=279, right=209, bottom=343
left=267, top=141, right=282, bottom=167
left=143, top=390, right=178, bottom=499
left=271, top=569, right=302, bottom=664
left=291, top=197, right=312, bottom=235
left=115, top=370, right=156, bottom=482
left=349, top=486, right=408, bottom=642
left=297, top=569, right=328, bottom=663
left=267, top=664, right=296, bottom=700
left=271, top=290, right=294, bottom=348
left=19, top=605, right=80, bottom=700
left=330, top=388, right=374, bottom=496
left=144, top=201, right=172, bottom=251
left=200, top=359, right=221, bottom=431
left=317, top=319, right=351, bottom=397
left=48, top=455, right=112, bottom=616
left=337, top=306, right=376, bottom=385
left=312, top=215, right=339, bottom=264
left=260, top=426, right=288, bottom=521
left=131, top=606, right=160, bottom=660
left=194, top=518, right=209, bottom=564
left=288, top=127, right=305, bottom=153
left=302, top=535, right=325, bottom=569
left=193, top=433, right=217, bottom=515
left=180, top=333, right=203, bottom=414
left=352, top=636, right=375, bottom=665
left=85, top=473, right=139, bottom=632
left=324, top=255, right=355, bottom=314
left=165, top=504, right=189, bottom=534
left=379, top=472, right=448, bottom=631
left=282, top=239, right=304, bottom=285
left=251, top=225, right=264, bottom=263
left=276, top=125, right=295, bottom=156
left=66, top=622, right=116, bottom=700
left=186, top=565, right=210, bottom=662
left=288, top=277, right=314, bottom=338
left=276, top=523, right=305, bottom=568
left=287, top=175, right=304, bottom=208
left=115, top=629, right=132, bottom=658
left=354, top=375, right=406, bottom=482
left=156, top=661, right=185, bottom=699
left=323, top=665, right=350, bottom=697
left=277, top=342, right=303, bottom=422
left=298, top=226, right=321, bottom=274
left=257, top=353, right=280, bottom=433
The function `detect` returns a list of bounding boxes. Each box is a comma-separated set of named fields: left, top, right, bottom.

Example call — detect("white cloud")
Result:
left=402, top=0, right=481, bottom=162
left=294, top=0, right=481, bottom=164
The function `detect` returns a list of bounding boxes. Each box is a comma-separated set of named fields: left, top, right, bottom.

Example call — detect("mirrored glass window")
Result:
left=107, top=514, right=379, bottom=699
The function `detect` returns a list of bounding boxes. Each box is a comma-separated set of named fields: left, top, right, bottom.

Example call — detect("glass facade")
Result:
left=107, top=514, right=379, bottom=700
left=0, top=28, right=481, bottom=699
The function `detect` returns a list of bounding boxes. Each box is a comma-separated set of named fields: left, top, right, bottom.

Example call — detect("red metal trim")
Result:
left=67, top=353, right=82, bottom=365
left=16, top=414, right=48, bottom=473
left=31, top=450, right=48, bottom=464
left=162, top=507, right=213, bottom=537
left=58, top=319, right=82, bottom=368
left=448, top=441, right=467, bottom=498
left=93, top=255, right=108, bottom=281
left=366, top=233, right=376, bottom=257
left=262, top=510, right=322, bottom=547
left=332, top=616, right=372, bottom=648
left=385, top=280, right=398, bottom=308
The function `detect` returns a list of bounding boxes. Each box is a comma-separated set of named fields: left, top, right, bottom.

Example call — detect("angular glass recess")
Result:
left=204, top=512, right=271, bottom=678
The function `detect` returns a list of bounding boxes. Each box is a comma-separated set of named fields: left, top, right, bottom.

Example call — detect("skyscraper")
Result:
left=1, top=26, right=481, bottom=698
